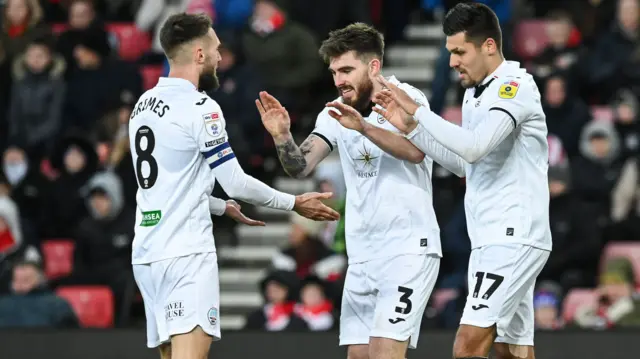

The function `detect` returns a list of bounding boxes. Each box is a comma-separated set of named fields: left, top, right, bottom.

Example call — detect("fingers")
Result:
left=310, top=203, right=340, bottom=221
left=376, top=75, right=400, bottom=92
left=327, top=109, right=342, bottom=121
left=260, top=91, right=282, bottom=109
left=371, top=106, right=390, bottom=119
left=307, top=191, right=334, bottom=200
left=240, top=217, right=266, bottom=226
left=255, top=99, right=266, bottom=116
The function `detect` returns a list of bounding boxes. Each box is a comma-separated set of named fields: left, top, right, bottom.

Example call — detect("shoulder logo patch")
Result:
left=498, top=80, right=519, bottom=99
left=203, top=112, right=221, bottom=136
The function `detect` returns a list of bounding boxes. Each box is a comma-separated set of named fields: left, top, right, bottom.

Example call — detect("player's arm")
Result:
left=273, top=133, right=331, bottom=179
left=405, top=127, right=466, bottom=177
left=360, top=124, right=425, bottom=163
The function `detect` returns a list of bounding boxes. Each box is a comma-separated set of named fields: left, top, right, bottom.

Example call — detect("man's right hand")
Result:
left=294, top=192, right=341, bottom=221
left=256, top=91, right=291, bottom=139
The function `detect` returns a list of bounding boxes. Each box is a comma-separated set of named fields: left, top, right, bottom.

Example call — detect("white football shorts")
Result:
left=460, top=244, right=550, bottom=346
left=339, top=253, right=440, bottom=349
left=133, top=252, right=221, bottom=348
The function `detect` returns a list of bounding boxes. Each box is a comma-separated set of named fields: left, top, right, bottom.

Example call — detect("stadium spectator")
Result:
left=611, top=89, right=640, bottom=161
left=610, top=153, right=640, bottom=241
left=539, top=137, right=603, bottom=290
left=543, top=74, right=591, bottom=158
left=571, top=120, right=624, bottom=223
left=0, top=195, right=23, bottom=293
left=0, top=38, right=11, bottom=150
left=290, top=0, right=372, bottom=42
left=530, top=10, right=584, bottom=87
left=0, top=257, right=79, bottom=328
left=7, top=33, right=65, bottom=162
left=51, top=171, right=135, bottom=326
left=42, top=135, right=98, bottom=238
left=56, top=0, right=108, bottom=76
left=572, top=257, right=640, bottom=328
left=62, top=26, right=141, bottom=133
left=135, top=0, right=191, bottom=54
left=533, top=281, right=565, bottom=330
left=244, top=270, right=309, bottom=331
left=2, top=146, right=50, bottom=236
left=242, top=0, right=322, bottom=111
left=582, top=0, right=640, bottom=103
left=271, top=212, right=346, bottom=281
left=0, top=0, right=47, bottom=60
left=293, top=275, right=337, bottom=331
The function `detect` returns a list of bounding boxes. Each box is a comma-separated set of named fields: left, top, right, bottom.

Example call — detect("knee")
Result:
left=452, top=325, right=494, bottom=359
left=493, top=343, right=532, bottom=359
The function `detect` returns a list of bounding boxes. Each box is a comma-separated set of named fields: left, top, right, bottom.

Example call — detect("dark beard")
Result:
left=198, top=71, right=219, bottom=92
left=341, top=79, right=374, bottom=112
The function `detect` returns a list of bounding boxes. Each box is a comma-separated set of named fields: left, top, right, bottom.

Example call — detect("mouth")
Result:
left=340, top=87, right=354, bottom=96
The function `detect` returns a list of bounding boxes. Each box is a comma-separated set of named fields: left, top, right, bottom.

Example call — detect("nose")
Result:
left=334, top=74, right=346, bottom=88
left=449, top=54, right=460, bottom=69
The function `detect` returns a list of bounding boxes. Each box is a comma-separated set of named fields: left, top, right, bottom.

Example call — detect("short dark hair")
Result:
left=159, top=13, right=212, bottom=59
left=318, top=23, right=385, bottom=64
left=443, top=3, right=502, bottom=51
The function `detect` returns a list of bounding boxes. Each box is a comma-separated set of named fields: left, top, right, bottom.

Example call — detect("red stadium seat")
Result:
left=106, top=23, right=152, bottom=61
left=51, top=23, right=68, bottom=34
left=41, top=239, right=75, bottom=280
left=591, top=106, right=614, bottom=122
left=56, top=286, right=115, bottom=328
left=432, top=288, right=459, bottom=311
left=562, top=288, right=598, bottom=322
left=513, top=20, right=549, bottom=60
left=600, top=242, right=640, bottom=284
left=141, top=65, right=164, bottom=90
left=442, top=107, right=462, bottom=125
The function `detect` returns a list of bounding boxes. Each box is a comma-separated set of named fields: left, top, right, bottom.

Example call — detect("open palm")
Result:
left=256, top=91, right=290, bottom=137
left=372, top=90, right=417, bottom=134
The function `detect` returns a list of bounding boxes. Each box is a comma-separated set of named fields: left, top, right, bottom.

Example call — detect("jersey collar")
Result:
left=157, top=77, right=197, bottom=90
left=473, top=60, right=520, bottom=98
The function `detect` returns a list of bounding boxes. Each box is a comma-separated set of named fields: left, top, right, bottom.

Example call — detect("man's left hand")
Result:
left=326, top=101, right=367, bottom=133
left=225, top=200, right=265, bottom=226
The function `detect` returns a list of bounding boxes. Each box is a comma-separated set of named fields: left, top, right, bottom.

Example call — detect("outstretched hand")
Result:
left=326, top=101, right=367, bottom=133
left=224, top=200, right=266, bottom=226
left=256, top=91, right=291, bottom=139
left=294, top=192, right=340, bottom=221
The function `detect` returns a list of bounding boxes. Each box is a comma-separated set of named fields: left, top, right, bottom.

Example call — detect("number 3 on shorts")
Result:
left=472, top=272, right=504, bottom=300
left=395, top=286, right=413, bottom=314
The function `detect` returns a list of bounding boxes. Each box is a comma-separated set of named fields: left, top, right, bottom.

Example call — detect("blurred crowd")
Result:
left=0, top=0, right=639, bottom=333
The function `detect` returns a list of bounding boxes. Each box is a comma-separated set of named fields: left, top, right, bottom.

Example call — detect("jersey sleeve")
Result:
left=189, top=98, right=236, bottom=170
left=487, top=76, right=538, bottom=127
left=311, top=108, right=339, bottom=151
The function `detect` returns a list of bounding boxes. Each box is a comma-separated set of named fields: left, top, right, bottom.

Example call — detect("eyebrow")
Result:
left=329, top=66, right=355, bottom=73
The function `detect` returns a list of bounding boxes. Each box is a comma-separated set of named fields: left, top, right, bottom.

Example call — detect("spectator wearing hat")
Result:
left=244, top=270, right=308, bottom=331
left=242, top=0, right=322, bottom=112
left=533, top=281, right=564, bottom=330
left=573, top=257, right=640, bottom=329
left=0, top=252, right=78, bottom=328
left=7, top=33, right=65, bottom=163
left=271, top=211, right=346, bottom=281
left=611, top=89, right=640, bottom=161
left=538, top=135, right=603, bottom=290
left=294, top=275, right=337, bottom=331
left=63, top=26, right=142, bottom=134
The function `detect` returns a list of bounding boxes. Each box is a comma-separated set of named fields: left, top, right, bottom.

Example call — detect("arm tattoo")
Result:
left=275, top=137, right=313, bottom=178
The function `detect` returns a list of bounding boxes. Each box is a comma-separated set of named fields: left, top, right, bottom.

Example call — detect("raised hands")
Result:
left=372, top=75, right=422, bottom=134
left=294, top=192, right=341, bottom=221
left=326, top=101, right=367, bottom=132
left=256, top=91, right=291, bottom=139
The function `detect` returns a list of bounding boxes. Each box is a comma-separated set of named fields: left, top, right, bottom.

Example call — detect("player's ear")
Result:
left=368, top=58, right=382, bottom=77
left=195, top=45, right=206, bottom=65
left=484, top=38, right=498, bottom=56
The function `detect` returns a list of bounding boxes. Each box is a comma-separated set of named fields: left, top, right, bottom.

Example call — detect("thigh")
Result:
left=133, top=263, right=161, bottom=348
left=460, top=245, right=549, bottom=340
left=340, top=263, right=375, bottom=347
left=152, top=252, right=221, bottom=345
left=371, top=254, right=440, bottom=349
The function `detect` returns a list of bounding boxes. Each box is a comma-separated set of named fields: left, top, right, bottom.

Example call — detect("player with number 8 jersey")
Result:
left=128, top=13, right=339, bottom=359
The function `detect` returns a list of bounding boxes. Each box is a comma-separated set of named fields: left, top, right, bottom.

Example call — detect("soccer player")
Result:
left=256, top=23, right=461, bottom=359
left=129, top=13, right=340, bottom=359
left=372, top=3, right=551, bottom=359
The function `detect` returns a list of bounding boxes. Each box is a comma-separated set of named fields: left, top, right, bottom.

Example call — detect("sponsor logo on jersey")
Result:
left=498, top=80, right=519, bottom=99
left=217, top=147, right=233, bottom=159
left=353, top=143, right=379, bottom=178
left=141, top=210, right=162, bottom=227
left=203, top=112, right=221, bottom=137
left=165, top=301, right=185, bottom=321
left=207, top=307, right=218, bottom=326
left=205, top=137, right=226, bottom=148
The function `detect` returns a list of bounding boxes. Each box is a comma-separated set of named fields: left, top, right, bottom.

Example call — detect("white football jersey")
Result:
left=461, top=61, right=552, bottom=251
left=312, top=76, right=442, bottom=264
left=129, top=77, right=234, bottom=264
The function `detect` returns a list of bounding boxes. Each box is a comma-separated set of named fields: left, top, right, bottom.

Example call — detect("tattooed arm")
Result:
left=273, top=133, right=332, bottom=178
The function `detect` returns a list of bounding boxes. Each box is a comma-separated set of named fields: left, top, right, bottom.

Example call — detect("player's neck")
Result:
left=168, top=66, right=199, bottom=90
left=368, top=78, right=385, bottom=103
left=482, top=55, right=505, bottom=83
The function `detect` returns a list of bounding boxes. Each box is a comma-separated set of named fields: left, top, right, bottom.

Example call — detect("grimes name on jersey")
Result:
left=130, top=96, right=171, bottom=120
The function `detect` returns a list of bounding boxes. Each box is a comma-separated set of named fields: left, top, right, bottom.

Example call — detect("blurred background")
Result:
left=0, top=0, right=640, bottom=341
